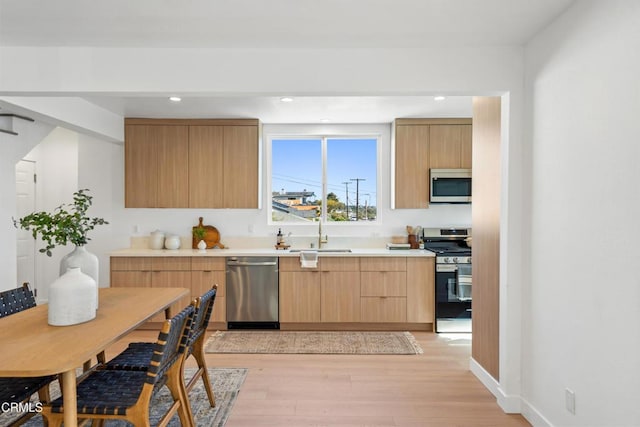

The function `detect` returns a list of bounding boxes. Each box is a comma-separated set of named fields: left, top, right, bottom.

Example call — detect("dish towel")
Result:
left=300, top=251, right=318, bottom=268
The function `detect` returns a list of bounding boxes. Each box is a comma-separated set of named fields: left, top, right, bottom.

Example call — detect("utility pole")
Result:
left=341, top=181, right=350, bottom=219
left=363, top=193, right=370, bottom=220
left=350, top=178, right=365, bottom=220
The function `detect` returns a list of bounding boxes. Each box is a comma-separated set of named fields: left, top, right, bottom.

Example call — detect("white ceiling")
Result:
left=0, top=0, right=574, bottom=123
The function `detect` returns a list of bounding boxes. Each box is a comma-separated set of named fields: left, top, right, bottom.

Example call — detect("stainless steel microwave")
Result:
left=430, top=169, right=472, bottom=203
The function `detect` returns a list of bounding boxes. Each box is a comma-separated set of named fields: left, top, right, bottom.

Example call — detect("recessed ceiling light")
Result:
left=280, top=97, right=294, bottom=103
left=169, top=96, right=182, bottom=102
left=434, top=96, right=446, bottom=101
left=319, top=118, right=330, bottom=123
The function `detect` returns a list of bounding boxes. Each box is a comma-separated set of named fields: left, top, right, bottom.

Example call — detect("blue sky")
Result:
left=272, top=137, right=377, bottom=207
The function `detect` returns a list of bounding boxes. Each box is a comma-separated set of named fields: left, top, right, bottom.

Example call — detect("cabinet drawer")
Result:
left=361, top=297, right=407, bottom=322
left=320, top=257, right=359, bottom=272
left=361, top=272, right=407, bottom=296
left=111, top=257, right=153, bottom=271
left=191, top=257, right=225, bottom=271
left=279, top=257, right=320, bottom=272
left=151, top=257, right=191, bottom=271
left=360, top=257, right=406, bottom=271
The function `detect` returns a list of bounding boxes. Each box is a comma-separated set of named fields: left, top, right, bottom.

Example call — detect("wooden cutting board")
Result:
left=192, top=217, right=225, bottom=249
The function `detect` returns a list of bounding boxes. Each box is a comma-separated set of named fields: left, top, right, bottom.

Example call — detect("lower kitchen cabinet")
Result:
left=191, top=257, right=226, bottom=324
left=360, top=257, right=407, bottom=322
left=279, top=255, right=434, bottom=329
left=280, top=271, right=321, bottom=322
left=321, top=271, right=361, bottom=322
left=407, top=257, right=435, bottom=323
left=320, top=257, right=360, bottom=323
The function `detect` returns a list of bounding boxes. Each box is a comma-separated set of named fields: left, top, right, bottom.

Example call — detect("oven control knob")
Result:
left=444, top=257, right=451, bottom=263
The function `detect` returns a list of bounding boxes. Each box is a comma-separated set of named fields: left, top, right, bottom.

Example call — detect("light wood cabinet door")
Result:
left=191, top=270, right=226, bottom=323
left=125, top=124, right=189, bottom=208
left=279, top=271, right=321, bottom=322
left=125, top=125, right=157, bottom=208
left=406, top=257, right=435, bottom=323
left=395, top=124, right=430, bottom=209
left=361, top=297, right=407, bottom=322
left=223, top=125, right=259, bottom=208
left=321, top=271, right=361, bottom=322
left=429, top=124, right=472, bottom=169
left=189, top=126, right=224, bottom=208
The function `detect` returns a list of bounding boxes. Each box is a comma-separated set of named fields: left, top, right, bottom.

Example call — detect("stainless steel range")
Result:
left=422, top=228, right=472, bottom=333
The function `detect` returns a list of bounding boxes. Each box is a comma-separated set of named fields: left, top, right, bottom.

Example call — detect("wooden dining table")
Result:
left=0, top=286, right=189, bottom=427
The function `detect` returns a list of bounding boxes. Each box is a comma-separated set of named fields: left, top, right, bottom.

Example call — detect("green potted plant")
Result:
left=13, top=189, right=109, bottom=288
left=14, top=188, right=108, bottom=256
left=193, top=225, right=207, bottom=251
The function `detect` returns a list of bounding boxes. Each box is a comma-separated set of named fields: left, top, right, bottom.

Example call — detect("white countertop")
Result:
left=110, top=247, right=435, bottom=258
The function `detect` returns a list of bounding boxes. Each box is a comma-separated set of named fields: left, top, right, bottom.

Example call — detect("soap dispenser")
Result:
left=277, top=228, right=284, bottom=245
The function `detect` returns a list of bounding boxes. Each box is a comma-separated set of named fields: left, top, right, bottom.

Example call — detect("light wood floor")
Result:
left=106, top=330, right=530, bottom=427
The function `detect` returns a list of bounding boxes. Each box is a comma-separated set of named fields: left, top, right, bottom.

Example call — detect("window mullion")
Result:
left=321, top=136, right=328, bottom=222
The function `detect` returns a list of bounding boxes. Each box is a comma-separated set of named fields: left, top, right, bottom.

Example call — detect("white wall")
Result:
left=522, top=1, right=640, bottom=425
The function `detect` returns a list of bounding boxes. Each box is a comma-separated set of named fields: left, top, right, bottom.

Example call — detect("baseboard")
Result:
left=520, top=398, right=553, bottom=427
left=469, top=357, right=521, bottom=413
left=469, top=358, right=553, bottom=426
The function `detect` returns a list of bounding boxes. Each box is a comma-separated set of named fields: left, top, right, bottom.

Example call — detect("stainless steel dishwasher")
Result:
left=226, top=256, right=279, bottom=329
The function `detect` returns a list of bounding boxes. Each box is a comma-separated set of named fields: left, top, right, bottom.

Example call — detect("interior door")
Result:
left=15, top=160, right=37, bottom=299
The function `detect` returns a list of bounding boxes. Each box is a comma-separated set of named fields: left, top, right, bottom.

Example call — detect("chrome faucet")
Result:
left=318, top=221, right=328, bottom=249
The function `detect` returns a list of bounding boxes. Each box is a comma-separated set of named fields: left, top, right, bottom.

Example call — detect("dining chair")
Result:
left=40, top=304, right=196, bottom=427
left=0, top=283, right=57, bottom=427
left=104, top=285, right=218, bottom=407
left=0, top=282, right=37, bottom=316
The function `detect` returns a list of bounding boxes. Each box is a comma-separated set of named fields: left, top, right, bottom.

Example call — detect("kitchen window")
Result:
left=270, top=136, right=378, bottom=223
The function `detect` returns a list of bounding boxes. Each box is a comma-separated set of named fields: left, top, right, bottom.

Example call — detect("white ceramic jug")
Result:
left=149, top=230, right=165, bottom=250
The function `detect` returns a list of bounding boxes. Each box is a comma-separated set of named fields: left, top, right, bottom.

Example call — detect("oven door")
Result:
left=435, top=263, right=472, bottom=333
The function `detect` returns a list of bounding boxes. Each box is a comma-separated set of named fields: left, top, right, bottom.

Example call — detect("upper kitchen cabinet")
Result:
left=394, top=122, right=430, bottom=209
left=222, top=125, right=259, bottom=208
left=125, top=119, right=260, bottom=209
left=393, top=118, right=472, bottom=209
left=125, top=123, right=189, bottom=208
left=429, top=123, right=472, bottom=169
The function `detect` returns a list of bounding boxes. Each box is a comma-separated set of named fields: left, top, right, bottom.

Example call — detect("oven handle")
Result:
left=436, top=264, right=458, bottom=273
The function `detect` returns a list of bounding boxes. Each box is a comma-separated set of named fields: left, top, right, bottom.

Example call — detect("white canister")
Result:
left=149, top=230, right=165, bottom=250
left=48, top=267, right=97, bottom=326
left=164, top=235, right=181, bottom=250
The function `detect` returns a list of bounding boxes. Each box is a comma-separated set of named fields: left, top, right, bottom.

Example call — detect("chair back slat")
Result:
left=188, top=285, right=217, bottom=346
left=145, top=304, right=194, bottom=385
left=0, top=283, right=36, bottom=318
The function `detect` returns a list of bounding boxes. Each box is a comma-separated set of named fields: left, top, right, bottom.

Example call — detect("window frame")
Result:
left=267, top=132, right=380, bottom=225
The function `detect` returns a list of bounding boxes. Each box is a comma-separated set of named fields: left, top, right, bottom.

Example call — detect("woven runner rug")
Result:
left=205, top=331, right=423, bottom=355
left=9, top=367, right=247, bottom=427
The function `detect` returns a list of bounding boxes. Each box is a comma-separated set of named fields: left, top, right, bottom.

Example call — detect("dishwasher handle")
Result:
left=227, top=260, right=278, bottom=267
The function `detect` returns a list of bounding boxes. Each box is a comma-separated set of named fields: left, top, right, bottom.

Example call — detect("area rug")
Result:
left=205, top=331, right=423, bottom=355
left=6, top=367, right=247, bottom=427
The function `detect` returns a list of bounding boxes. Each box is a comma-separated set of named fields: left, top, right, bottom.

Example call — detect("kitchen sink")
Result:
left=289, top=248, right=352, bottom=253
